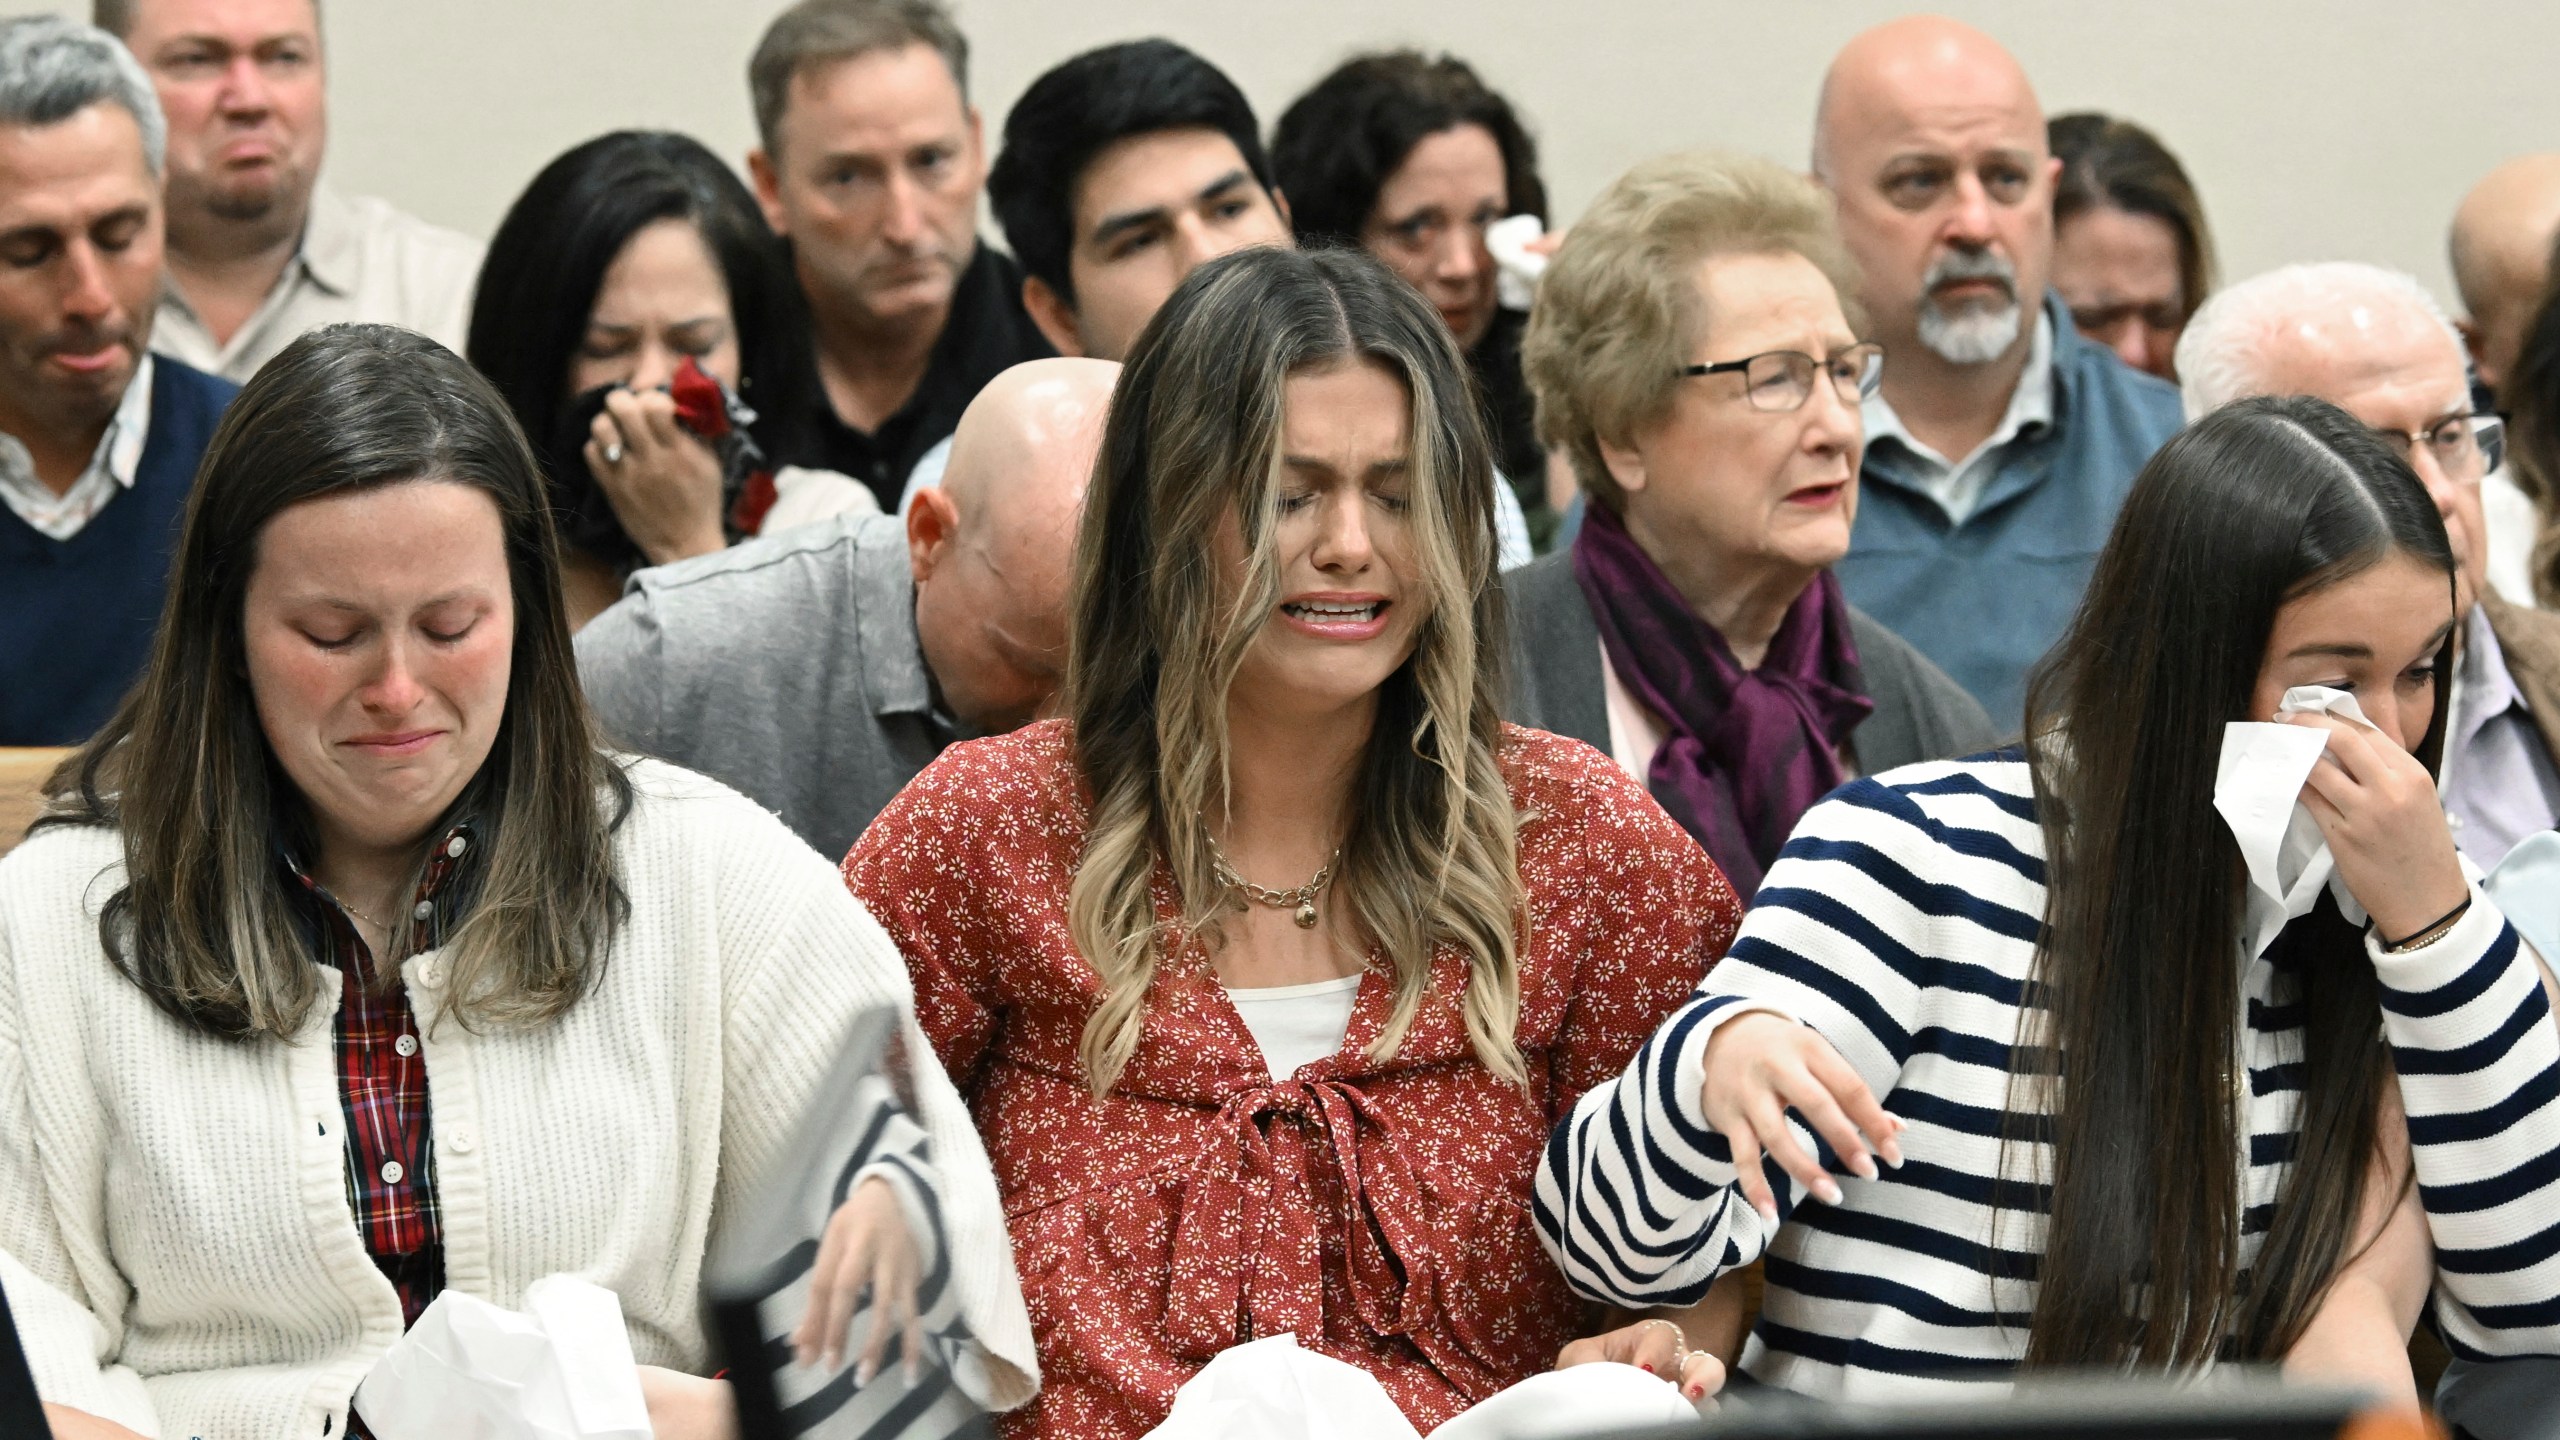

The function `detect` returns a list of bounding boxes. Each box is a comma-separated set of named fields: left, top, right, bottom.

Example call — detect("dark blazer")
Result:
left=1503, top=550, right=2003, bottom=776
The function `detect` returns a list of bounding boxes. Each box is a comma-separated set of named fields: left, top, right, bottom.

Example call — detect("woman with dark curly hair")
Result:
left=1272, top=52, right=1554, bottom=542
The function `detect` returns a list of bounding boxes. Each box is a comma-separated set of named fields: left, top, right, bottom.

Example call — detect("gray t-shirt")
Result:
left=576, top=512, right=955, bottom=863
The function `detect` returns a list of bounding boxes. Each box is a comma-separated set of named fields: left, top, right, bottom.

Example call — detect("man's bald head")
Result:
left=1813, top=16, right=2056, bottom=371
left=910, top=357, right=1118, bottom=733
left=2449, top=152, right=2560, bottom=392
left=2179, top=262, right=2488, bottom=612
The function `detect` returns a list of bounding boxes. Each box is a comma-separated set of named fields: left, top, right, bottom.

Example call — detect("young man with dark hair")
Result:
left=987, top=38, right=1292, bottom=364
left=747, top=0, right=1050, bottom=511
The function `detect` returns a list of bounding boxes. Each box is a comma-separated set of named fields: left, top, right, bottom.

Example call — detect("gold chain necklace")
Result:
left=1203, top=832, right=1341, bottom=930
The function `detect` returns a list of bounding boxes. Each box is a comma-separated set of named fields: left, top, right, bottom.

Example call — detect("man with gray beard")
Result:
left=1812, top=16, right=2182, bottom=724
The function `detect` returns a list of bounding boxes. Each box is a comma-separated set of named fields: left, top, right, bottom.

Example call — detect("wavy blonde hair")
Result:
left=1064, top=246, right=1522, bottom=1095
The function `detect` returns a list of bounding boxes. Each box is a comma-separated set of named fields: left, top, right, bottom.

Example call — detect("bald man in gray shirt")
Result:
left=577, top=358, right=1115, bottom=861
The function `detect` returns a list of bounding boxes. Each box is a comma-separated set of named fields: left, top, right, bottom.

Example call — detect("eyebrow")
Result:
left=0, top=204, right=148, bottom=248
left=2284, top=618, right=2456, bottom=662
left=1088, top=168, right=1252, bottom=248
left=1281, top=455, right=1410, bottom=480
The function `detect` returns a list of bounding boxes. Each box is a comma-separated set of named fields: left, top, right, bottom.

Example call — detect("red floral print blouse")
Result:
left=844, top=721, right=1738, bottom=1439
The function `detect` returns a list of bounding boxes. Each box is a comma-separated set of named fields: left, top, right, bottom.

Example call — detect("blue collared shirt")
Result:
left=1837, top=292, right=2185, bottom=727
left=2443, top=603, right=2560, bottom=869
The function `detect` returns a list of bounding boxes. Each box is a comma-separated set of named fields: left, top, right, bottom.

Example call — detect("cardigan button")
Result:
left=450, top=1128, right=476, bottom=1155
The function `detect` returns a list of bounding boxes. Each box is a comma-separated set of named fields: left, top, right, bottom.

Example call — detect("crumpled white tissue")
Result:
left=2485, top=829, right=2560, bottom=971
left=1141, top=1334, right=1416, bottom=1440
left=2214, top=685, right=2374, bottom=958
left=1426, top=1363, right=1701, bottom=1439
left=1139, top=1334, right=1698, bottom=1440
left=351, top=1274, right=652, bottom=1440
left=1486, top=214, right=1547, bottom=312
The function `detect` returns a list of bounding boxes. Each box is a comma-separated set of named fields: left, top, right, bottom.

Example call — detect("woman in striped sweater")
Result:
left=1538, top=395, right=2560, bottom=1404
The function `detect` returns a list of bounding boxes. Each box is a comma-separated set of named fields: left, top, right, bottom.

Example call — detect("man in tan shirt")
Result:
left=96, top=0, right=481, bottom=383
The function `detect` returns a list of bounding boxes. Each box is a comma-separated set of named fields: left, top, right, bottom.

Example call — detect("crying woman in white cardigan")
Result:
left=0, top=325, right=1034, bottom=1440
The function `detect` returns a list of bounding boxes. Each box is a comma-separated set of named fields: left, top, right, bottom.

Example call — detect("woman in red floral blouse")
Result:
left=846, top=246, right=1740, bottom=1438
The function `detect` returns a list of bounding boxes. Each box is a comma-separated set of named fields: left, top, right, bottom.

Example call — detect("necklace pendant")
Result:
left=1294, top=900, right=1318, bottom=929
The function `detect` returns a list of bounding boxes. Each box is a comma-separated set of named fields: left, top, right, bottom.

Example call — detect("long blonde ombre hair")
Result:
left=1065, top=246, right=1522, bottom=1095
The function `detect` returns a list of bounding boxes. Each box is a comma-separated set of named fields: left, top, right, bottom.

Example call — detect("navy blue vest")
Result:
left=1, top=358, right=236, bottom=745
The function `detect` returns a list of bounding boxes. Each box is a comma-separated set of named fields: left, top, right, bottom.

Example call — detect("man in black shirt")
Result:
left=747, top=0, right=1051, bottom=511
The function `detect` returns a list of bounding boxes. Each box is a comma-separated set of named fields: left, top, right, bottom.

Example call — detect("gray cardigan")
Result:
left=1503, top=551, right=2002, bottom=776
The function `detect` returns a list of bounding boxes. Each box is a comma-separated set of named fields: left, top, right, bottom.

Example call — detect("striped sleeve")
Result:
left=2372, top=891, right=2560, bottom=1359
left=1534, top=766, right=2045, bottom=1309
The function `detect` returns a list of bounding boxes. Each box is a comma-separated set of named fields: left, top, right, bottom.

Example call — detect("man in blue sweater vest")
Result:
left=1814, top=17, right=2183, bottom=729
left=0, top=18, right=235, bottom=746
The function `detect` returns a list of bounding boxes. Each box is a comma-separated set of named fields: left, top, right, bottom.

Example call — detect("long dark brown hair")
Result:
left=1063, top=245, right=1520, bottom=1095
left=2049, top=111, right=2217, bottom=325
left=2503, top=243, right=2560, bottom=607
left=43, top=324, right=630, bottom=1040
left=2016, top=394, right=2454, bottom=1367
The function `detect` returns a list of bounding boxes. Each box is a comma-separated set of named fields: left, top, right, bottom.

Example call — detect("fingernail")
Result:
left=1684, top=1382, right=1706, bottom=1398
left=1853, top=1153, right=1879, bottom=1180
left=1817, top=1179, right=1844, bottom=1205
left=855, top=1355, right=876, bottom=1386
left=1639, top=1363, right=1655, bottom=1375
left=1755, top=1199, right=1777, bottom=1221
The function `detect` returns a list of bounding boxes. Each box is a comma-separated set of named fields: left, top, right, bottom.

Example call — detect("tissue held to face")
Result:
left=2246, top=551, right=2452, bottom=751
left=2241, top=548, right=2471, bottom=945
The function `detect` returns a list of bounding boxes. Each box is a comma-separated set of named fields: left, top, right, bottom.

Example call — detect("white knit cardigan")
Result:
left=0, top=758, right=1037, bottom=1439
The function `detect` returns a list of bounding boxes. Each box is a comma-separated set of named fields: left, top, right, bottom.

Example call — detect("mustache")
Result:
left=1922, top=250, right=2018, bottom=299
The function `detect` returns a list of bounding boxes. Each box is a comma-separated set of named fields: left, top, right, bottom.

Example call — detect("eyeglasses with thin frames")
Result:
left=2369, top=413, right=2504, bottom=485
left=1678, top=343, right=1885, bottom=413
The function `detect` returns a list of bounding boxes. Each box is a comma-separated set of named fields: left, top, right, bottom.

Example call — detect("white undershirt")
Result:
left=1223, top=973, right=1363, bottom=1079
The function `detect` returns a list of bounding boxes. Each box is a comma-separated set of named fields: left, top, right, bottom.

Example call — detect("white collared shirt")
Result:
left=152, top=184, right=484, bottom=383
left=0, top=355, right=154, bottom=541
left=1862, top=312, right=2055, bottom=525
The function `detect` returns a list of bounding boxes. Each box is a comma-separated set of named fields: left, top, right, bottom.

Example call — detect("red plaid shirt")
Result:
left=284, top=824, right=477, bottom=1337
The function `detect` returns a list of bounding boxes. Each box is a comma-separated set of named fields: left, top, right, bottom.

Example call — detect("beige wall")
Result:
left=9, top=0, right=2556, bottom=313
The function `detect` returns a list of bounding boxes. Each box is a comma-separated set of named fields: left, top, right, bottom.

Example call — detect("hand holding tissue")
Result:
left=2215, top=685, right=2469, bottom=957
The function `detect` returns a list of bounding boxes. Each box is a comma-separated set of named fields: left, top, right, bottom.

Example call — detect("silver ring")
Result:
left=602, top=442, right=624, bottom=465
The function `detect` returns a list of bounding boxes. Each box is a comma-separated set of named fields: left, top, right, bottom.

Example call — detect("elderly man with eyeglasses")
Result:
left=2181, top=261, right=2560, bottom=878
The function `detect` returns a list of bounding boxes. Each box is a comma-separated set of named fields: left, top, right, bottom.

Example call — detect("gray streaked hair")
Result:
left=0, top=15, right=163, bottom=177
left=749, top=0, right=967, bottom=158
left=2176, top=261, right=2464, bottom=420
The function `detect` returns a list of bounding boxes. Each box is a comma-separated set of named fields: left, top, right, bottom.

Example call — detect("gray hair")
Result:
left=2176, top=261, right=2464, bottom=420
left=749, top=0, right=967, bottom=158
left=0, top=16, right=164, bottom=177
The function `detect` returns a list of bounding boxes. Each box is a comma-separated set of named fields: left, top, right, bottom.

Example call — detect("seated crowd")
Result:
left=5, top=3, right=2560, bottom=1440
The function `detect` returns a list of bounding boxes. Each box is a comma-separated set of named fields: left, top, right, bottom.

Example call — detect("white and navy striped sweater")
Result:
left=1536, top=754, right=2560, bottom=1397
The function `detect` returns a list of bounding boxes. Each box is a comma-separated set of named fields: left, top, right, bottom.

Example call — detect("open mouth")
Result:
left=1283, top=599, right=1385, bottom=623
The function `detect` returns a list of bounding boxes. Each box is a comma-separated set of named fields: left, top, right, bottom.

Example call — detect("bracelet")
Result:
left=2380, top=897, right=2472, bottom=953
left=1635, top=1317, right=1689, bottom=1364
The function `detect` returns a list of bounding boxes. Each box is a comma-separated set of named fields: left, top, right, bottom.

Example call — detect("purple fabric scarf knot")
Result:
left=1570, top=501, right=1874, bottom=896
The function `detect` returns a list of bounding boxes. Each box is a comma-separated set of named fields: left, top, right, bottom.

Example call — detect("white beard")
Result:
left=1915, top=295, right=2023, bottom=365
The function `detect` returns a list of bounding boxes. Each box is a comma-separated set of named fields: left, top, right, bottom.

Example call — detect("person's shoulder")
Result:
left=2054, top=312, right=2183, bottom=432
left=911, top=720, right=1078, bottom=802
left=1815, top=749, right=2039, bottom=845
left=637, top=511, right=896, bottom=598
left=1498, top=722, right=1644, bottom=820
left=1503, top=549, right=1585, bottom=625
left=613, top=753, right=817, bottom=865
left=150, top=354, right=239, bottom=414
left=1847, top=606, right=2002, bottom=738
left=0, top=819, right=127, bottom=925
left=329, top=187, right=485, bottom=271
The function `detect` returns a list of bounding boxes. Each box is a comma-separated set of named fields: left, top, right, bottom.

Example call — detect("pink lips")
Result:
left=343, top=730, right=442, bottom=758
left=1278, top=592, right=1392, bottom=642
left=49, top=346, right=121, bottom=375
left=1785, top=481, right=1848, bottom=508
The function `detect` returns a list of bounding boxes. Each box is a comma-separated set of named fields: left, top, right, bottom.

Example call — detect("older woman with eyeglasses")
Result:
left=1509, top=151, right=1996, bottom=901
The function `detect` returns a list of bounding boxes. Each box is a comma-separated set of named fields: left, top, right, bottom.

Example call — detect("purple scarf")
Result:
left=1571, top=502, right=1874, bottom=896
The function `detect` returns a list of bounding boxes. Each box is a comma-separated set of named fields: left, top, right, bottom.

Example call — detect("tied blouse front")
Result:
left=844, top=721, right=1739, bottom=1439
